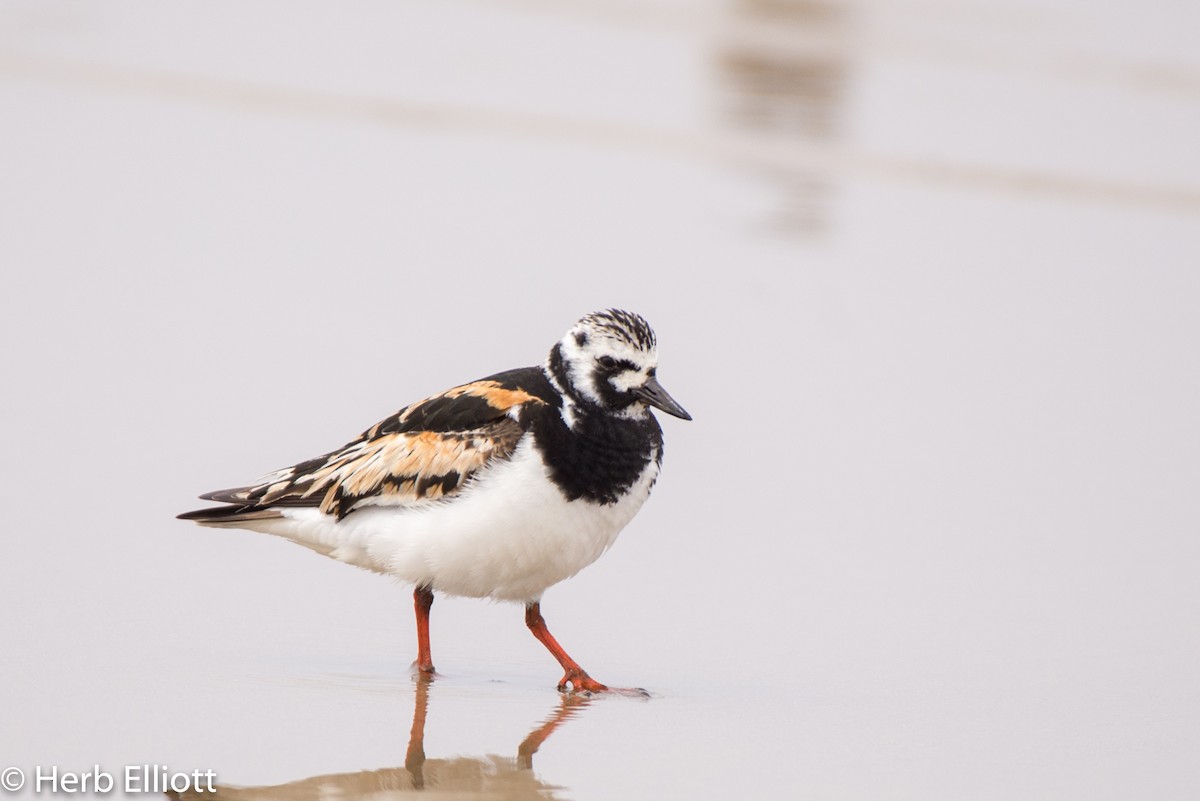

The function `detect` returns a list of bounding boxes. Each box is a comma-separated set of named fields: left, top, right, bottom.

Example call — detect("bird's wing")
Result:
left=181, top=376, right=552, bottom=521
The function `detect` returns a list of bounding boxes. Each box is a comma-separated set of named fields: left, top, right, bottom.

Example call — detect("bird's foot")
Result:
left=557, top=668, right=649, bottom=697
left=557, top=668, right=607, bottom=694
left=411, top=659, right=437, bottom=676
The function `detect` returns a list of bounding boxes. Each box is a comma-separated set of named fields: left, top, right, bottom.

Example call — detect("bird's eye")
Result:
left=597, top=356, right=618, bottom=370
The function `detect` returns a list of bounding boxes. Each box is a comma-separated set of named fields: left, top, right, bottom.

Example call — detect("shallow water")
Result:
left=1, top=1, right=1199, bottom=799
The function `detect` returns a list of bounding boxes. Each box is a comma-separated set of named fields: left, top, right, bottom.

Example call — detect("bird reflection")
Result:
left=169, top=676, right=590, bottom=800
left=717, top=0, right=852, bottom=233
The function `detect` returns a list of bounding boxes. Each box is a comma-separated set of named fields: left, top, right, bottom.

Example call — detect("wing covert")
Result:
left=183, top=377, right=549, bottom=521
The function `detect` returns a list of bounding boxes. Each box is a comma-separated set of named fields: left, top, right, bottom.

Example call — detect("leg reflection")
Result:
left=404, top=673, right=432, bottom=789
left=517, top=691, right=592, bottom=769
left=405, top=672, right=593, bottom=776
left=170, top=675, right=597, bottom=800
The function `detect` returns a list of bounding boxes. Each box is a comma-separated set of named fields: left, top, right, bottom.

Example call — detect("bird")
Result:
left=178, top=309, right=691, bottom=693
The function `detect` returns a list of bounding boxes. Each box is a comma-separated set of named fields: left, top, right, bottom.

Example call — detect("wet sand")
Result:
left=1, top=1, right=1198, bottom=799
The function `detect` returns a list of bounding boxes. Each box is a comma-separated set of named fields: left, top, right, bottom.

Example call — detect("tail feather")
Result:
left=177, top=504, right=284, bottom=527
left=198, top=487, right=257, bottom=503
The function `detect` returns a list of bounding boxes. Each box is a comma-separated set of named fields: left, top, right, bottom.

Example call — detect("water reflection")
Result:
left=169, top=676, right=590, bottom=801
left=717, top=0, right=851, bottom=233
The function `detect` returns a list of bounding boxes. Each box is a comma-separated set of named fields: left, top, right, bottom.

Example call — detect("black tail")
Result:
left=177, top=503, right=283, bottom=526
left=177, top=504, right=254, bottom=521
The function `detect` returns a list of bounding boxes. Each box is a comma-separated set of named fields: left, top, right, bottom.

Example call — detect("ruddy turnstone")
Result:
left=179, top=309, right=691, bottom=693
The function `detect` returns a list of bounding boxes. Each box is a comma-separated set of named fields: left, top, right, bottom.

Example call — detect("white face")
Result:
left=556, top=321, right=659, bottom=412
left=544, top=309, right=690, bottom=425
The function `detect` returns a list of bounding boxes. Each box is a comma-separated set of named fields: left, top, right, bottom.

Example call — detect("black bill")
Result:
left=635, top=376, right=692, bottom=421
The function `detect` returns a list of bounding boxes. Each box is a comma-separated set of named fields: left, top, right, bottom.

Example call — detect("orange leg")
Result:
left=525, top=602, right=608, bottom=693
left=413, top=586, right=435, bottom=674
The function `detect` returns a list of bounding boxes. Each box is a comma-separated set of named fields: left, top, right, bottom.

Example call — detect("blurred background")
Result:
left=1, top=1, right=1198, bottom=799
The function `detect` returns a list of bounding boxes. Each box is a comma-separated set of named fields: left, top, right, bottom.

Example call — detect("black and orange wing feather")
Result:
left=179, top=371, right=555, bottom=521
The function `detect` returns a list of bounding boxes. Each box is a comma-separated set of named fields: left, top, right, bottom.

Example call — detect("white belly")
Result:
left=242, top=436, right=659, bottom=602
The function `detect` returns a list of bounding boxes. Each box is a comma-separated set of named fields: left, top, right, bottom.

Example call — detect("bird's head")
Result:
left=547, top=309, right=691, bottom=422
